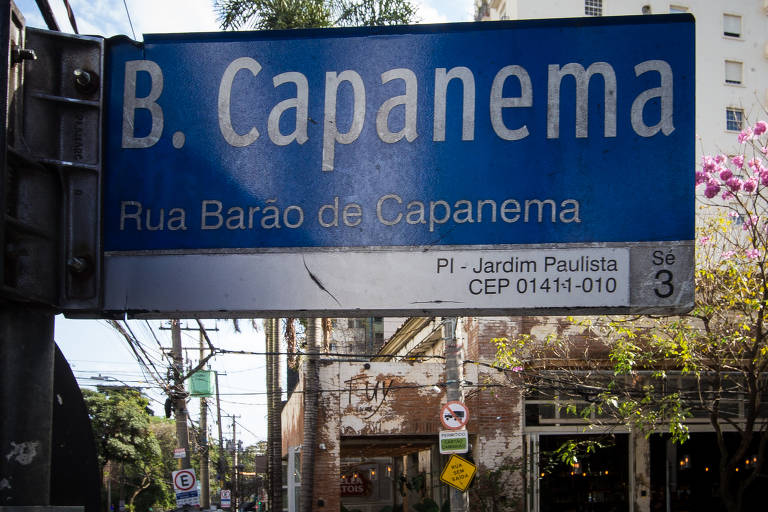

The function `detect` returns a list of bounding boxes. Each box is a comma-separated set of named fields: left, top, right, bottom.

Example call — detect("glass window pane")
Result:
left=726, top=108, right=744, bottom=131
left=585, top=0, right=602, bottom=16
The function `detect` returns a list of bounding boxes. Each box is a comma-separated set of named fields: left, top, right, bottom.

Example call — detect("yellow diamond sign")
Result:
left=440, top=454, right=477, bottom=492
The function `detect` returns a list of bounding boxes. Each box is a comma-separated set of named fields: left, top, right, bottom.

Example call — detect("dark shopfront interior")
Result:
left=539, top=434, right=629, bottom=512
left=537, top=433, right=767, bottom=512
left=650, top=432, right=767, bottom=512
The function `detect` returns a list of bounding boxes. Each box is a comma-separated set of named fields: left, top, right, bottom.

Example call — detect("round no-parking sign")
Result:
left=440, top=401, right=469, bottom=430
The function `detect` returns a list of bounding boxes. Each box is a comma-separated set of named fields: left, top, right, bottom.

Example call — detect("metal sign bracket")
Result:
left=2, top=26, right=104, bottom=310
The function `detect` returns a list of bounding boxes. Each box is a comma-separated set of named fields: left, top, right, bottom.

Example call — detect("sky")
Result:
left=16, top=0, right=474, bottom=37
left=14, top=0, right=474, bottom=447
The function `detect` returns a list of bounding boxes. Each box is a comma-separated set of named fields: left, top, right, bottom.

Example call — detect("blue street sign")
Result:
left=101, top=15, right=695, bottom=317
left=104, top=15, right=694, bottom=253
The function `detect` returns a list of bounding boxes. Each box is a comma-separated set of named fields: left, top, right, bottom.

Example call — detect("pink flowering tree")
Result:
left=687, top=119, right=768, bottom=512
left=493, top=120, right=768, bottom=512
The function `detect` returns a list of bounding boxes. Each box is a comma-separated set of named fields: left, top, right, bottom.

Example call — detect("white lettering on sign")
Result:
left=218, top=57, right=262, bottom=147
left=117, top=195, right=580, bottom=234
left=122, top=60, right=164, bottom=149
left=120, top=59, right=676, bottom=171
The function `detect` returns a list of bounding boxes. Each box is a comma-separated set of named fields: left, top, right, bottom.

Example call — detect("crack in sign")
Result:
left=302, top=257, right=342, bottom=307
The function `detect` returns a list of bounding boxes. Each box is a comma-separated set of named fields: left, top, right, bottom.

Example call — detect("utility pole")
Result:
left=300, top=318, right=321, bottom=512
left=171, top=319, right=191, bottom=469
left=215, top=371, right=226, bottom=487
left=266, top=318, right=283, bottom=512
left=231, top=415, right=240, bottom=511
left=444, top=317, right=468, bottom=512
left=199, top=328, right=210, bottom=508
left=162, top=320, right=220, bottom=469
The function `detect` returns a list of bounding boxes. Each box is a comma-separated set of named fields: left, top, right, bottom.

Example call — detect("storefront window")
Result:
left=538, top=434, right=629, bottom=512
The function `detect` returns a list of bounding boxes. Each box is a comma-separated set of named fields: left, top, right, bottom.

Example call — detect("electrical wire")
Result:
left=235, top=420, right=260, bottom=440
left=215, top=348, right=445, bottom=360
left=107, top=319, right=171, bottom=394
left=213, top=382, right=503, bottom=396
left=144, top=320, right=175, bottom=366
left=122, top=0, right=137, bottom=40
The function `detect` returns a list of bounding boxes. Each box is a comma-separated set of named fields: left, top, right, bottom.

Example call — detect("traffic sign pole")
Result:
left=442, top=318, right=468, bottom=512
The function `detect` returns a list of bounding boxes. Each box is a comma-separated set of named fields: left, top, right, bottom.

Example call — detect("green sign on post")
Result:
left=439, top=430, right=469, bottom=454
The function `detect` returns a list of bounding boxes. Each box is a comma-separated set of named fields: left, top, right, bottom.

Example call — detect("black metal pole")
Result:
left=0, top=306, right=56, bottom=505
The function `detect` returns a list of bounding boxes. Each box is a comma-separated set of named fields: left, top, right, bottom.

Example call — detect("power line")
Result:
left=219, top=399, right=268, bottom=407
left=235, top=420, right=261, bottom=440
left=144, top=319, right=175, bottom=366
left=107, top=320, right=170, bottom=394
left=122, top=0, right=136, bottom=40
left=74, top=369, right=152, bottom=376
left=215, top=348, right=446, bottom=360
left=62, top=0, right=78, bottom=33
left=214, top=382, right=502, bottom=396
left=124, top=322, right=170, bottom=390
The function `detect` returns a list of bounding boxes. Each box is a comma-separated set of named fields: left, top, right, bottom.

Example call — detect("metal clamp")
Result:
left=11, top=27, right=104, bottom=310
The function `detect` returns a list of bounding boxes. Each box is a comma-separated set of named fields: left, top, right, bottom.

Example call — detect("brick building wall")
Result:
left=465, top=317, right=525, bottom=510
left=282, top=317, right=530, bottom=512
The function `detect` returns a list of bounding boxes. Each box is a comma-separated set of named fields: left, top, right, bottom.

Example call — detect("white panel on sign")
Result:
left=102, top=243, right=694, bottom=317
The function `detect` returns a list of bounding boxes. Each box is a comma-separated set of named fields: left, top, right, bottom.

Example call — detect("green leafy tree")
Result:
left=494, top=118, right=768, bottom=512
left=83, top=387, right=171, bottom=512
left=238, top=443, right=268, bottom=501
left=215, top=0, right=417, bottom=30
left=332, top=0, right=417, bottom=27
left=215, top=0, right=331, bottom=30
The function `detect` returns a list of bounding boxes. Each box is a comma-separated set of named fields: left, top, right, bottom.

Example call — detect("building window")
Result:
left=725, top=60, right=743, bottom=85
left=585, top=0, right=602, bottom=16
left=726, top=108, right=744, bottom=131
left=723, top=14, right=741, bottom=38
left=348, top=318, right=366, bottom=328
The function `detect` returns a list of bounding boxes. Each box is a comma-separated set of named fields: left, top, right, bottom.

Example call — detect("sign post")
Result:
left=97, top=14, right=695, bottom=319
